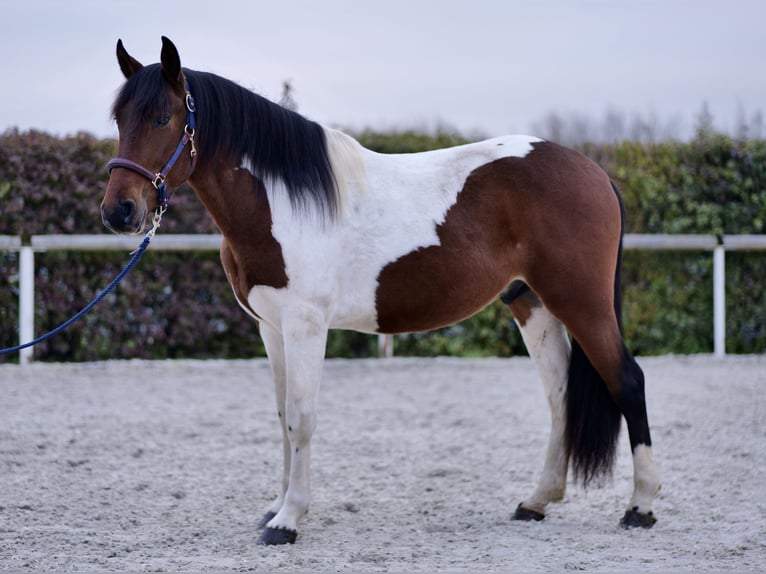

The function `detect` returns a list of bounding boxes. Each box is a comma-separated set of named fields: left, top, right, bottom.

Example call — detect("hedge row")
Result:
left=0, top=128, right=764, bottom=362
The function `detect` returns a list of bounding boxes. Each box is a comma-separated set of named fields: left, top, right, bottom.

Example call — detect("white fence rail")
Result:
left=2, top=234, right=766, bottom=364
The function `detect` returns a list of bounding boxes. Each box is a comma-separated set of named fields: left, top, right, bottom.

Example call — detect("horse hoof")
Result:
left=258, top=526, right=298, bottom=545
left=513, top=503, right=545, bottom=522
left=620, top=507, right=657, bottom=529
left=257, top=511, right=277, bottom=529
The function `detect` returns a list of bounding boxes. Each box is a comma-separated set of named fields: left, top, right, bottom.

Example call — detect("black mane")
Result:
left=112, top=64, right=338, bottom=217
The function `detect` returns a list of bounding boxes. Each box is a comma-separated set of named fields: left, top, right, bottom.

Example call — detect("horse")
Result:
left=101, top=37, right=661, bottom=545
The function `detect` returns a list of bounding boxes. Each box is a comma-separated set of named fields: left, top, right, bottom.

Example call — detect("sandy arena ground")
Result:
left=0, top=355, right=764, bottom=572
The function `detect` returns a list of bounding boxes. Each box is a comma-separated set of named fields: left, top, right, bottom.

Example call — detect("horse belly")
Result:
left=324, top=245, right=512, bottom=335
left=374, top=241, right=516, bottom=334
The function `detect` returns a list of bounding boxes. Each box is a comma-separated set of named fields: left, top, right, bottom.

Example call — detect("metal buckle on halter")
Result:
left=185, top=92, right=197, bottom=113
left=152, top=173, right=165, bottom=190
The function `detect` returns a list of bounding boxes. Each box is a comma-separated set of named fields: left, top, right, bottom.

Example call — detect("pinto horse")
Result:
left=102, top=37, right=660, bottom=545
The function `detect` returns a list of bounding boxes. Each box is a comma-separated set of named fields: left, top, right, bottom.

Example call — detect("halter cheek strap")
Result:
left=106, top=80, right=198, bottom=209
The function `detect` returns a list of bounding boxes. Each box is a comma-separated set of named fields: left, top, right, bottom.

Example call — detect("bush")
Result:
left=0, top=130, right=255, bottom=363
left=1, top=128, right=764, bottom=362
left=610, top=136, right=766, bottom=355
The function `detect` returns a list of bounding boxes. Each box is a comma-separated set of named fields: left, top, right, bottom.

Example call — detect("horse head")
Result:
left=102, top=37, right=196, bottom=234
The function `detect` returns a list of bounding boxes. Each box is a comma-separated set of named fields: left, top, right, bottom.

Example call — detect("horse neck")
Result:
left=187, top=158, right=276, bottom=242
left=185, top=128, right=367, bottom=236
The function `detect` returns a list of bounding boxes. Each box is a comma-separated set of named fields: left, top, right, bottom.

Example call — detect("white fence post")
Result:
left=713, top=245, right=726, bottom=358
left=378, top=334, right=394, bottom=358
left=19, top=246, right=35, bottom=365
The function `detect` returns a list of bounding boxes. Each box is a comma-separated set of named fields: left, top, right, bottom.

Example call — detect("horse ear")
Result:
left=116, top=39, right=143, bottom=79
left=160, top=36, right=184, bottom=92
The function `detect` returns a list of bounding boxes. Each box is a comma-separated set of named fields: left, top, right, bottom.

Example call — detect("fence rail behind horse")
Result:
left=3, top=233, right=765, bottom=364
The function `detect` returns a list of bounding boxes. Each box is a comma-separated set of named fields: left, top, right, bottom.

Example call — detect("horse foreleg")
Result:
left=506, top=289, right=571, bottom=521
left=257, top=323, right=289, bottom=530
left=258, top=311, right=328, bottom=545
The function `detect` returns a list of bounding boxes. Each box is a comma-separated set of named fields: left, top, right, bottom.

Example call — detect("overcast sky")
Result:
left=1, top=0, right=763, bottom=140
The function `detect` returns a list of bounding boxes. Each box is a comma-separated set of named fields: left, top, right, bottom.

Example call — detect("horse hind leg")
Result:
left=613, top=346, right=662, bottom=528
left=570, top=331, right=661, bottom=528
left=528, top=270, right=661, bottom=528
left=503, top=282, right=571, bottom=521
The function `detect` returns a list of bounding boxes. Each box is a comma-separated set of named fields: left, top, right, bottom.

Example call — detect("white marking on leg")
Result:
left=516, top=305, right=571, bottom=514
left=265, top=308, right=328, bottom=534
left=259, top=323, right=289, bottom=517
left=628, top=444, right=661, bottom=513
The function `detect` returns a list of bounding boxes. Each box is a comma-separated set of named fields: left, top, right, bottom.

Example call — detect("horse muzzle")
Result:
left=101, top=197, right=148, bottom=235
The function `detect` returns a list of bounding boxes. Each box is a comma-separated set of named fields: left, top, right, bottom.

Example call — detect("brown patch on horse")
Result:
left=373, top=162, right=523, bottom=333
left=192, top=165, right=288, bottom=314
left=375, top=141, right=621, bottom=340
left=502, top=282, right=541, bottom=328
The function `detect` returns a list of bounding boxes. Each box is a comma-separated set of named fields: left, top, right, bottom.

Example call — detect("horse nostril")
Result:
left=118, top=199, right=136, bottom=223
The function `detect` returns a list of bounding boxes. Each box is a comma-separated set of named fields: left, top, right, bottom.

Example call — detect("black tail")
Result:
left=564, top=181, right=626, bottom=486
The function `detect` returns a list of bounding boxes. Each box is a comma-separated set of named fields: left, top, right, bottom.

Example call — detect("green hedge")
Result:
left=596, top=136, right=766, bottom=355
left=0, top=130, right=261, bottom=362
left=1, top=128, right=764, bottom=362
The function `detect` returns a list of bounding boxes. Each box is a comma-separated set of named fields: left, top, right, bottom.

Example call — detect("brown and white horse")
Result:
left=102, top=37, right=660, bottom=545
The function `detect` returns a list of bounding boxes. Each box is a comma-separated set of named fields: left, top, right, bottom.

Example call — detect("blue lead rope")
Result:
left=0, top=209, right=164, bottom=357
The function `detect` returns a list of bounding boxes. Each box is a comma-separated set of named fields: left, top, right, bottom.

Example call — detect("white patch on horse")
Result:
left=324, top=128, right=367, bottom=214
left=244, top=131, right=542, bottom=333
left=514, top=305, right=571, bottom=514
left=628, top=444, right=661, bottom=513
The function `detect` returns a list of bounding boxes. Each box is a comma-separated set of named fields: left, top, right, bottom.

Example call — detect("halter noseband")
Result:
left=106, top=80, right=198, bottom=209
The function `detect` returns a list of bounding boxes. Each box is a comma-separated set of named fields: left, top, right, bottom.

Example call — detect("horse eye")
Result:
left=152, top=115, right=170, bottom=128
